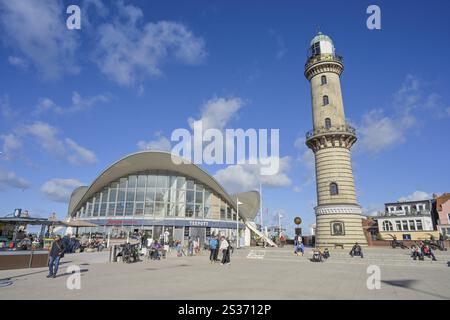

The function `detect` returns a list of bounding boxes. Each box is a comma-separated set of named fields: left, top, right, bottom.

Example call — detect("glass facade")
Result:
left=74, top=171, right=235, bottom=222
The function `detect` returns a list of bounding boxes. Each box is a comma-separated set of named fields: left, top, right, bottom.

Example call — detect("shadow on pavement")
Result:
left=382, top=279, right=450, bottom=299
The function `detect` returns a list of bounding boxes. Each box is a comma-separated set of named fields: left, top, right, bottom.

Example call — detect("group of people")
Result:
left=208, top=235, right=233, bottom=265
left=411, top=242, right=437, bottom=261
left=311, top=247, right=330, bottom=262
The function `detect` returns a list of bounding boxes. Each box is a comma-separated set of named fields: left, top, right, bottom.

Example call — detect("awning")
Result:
left=56, top=220, right=99, bottom=228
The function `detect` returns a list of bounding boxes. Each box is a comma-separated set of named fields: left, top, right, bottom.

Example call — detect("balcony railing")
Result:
left=306, top=124, right=356, bottom=139
left=305, top=53, right=343, bottom=68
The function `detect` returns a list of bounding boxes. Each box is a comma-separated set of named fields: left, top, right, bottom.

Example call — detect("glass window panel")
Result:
left=155, top=202, right=166, bottom=216
left=155, top=188, right=165, bottom=202
left=167, top=203, right=176, bottom=216
left=177, top=190, right=186, bottom=203
left=136, top=189, right=145, bottom=202
left=116, top=202, right=125, bottom=216
left=119, top=178, right=127, bottom=188
left=186, top=180, right=195, bottom=190
left=99, top=203, right=107, bottom=216
left=176, top=203, right=185, bottom=217
left=137, top=175, right=146, bottom=188
left=107, top=203, right=115, bottom=216
left=86, top=202, right=92, bottom=217
left=126, top=190, right=135, bottom=202
left=402, top=221, right=408, bottom=231
left=195, top=204, right=203, bottom=218
left=144, top=201, right=154, bottom=215
left=101, top=190, right=108, bottom=203
left=409, top=220, right=415, bottom=231
left=186, top=190, right=195, bottom=203
left=128, top=175, right=137, bottom=188
left=135, top=203, right=144, bottom=215
left=205, top=190, right=212, bottom=205
left=109, top=188, right=117, bottom=202
left=177, top=176, right=186, bottom=189
left=227, top=206, right=232, bottom=220
left=147, top=175, right=157, bottom=188
left=204, top=206, right=211, bottom=219
left=118, top=189, right=126, bottom=201
left=186, top=203, right=194, bottom=217
left=125, top=202, right=134, bottom=215
left=93, top=203, right=99, bottom=217
left=145, top=188, right=155, bottom=202
left=195, top=191, right=203, bottom=204
left=416, top=220, right=423, bottom=230
left=156, top=175, right=169, bottom=188
left=196, top=184, right=204, bottom=192
left=396, top=221, right=401, bottom=230
left=110, top=182, right=119, bottom=189
left=170, top=176, right=177, bottom=189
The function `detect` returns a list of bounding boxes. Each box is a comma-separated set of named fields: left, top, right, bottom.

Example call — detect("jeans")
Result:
left=48, top=255, right=61, bottom=277
left=209, top=248, right=216, bottom=261
left=221, top=249, right=230, bottom=264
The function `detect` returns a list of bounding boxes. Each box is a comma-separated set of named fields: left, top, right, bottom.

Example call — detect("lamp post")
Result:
left=278, top=212, right=283, bottom=237
left=236, top=198, right=243, bottom=249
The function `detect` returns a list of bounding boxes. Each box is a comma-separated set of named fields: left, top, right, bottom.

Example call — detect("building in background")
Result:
left=433, top=193, right=450, bottom=237
left=68, top=151, right=268, bottom=247
left=375, top=199, right=439, bottom=241
left=304, top=31, right=367, bottom=248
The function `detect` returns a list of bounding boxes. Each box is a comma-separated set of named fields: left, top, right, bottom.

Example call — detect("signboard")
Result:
left=184, top=226, right=190, bottom=237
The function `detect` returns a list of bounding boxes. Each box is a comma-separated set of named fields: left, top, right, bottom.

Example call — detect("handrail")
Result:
left=306, top=53, right=343, bottom=68
left=306, top=124, right=356, bottom=139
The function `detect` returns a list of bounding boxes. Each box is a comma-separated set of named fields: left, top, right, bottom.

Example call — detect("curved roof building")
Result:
left=68, top=151, right=260, bottom=244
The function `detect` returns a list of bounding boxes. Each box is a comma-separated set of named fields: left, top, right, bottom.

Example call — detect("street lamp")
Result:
left=278, top=212, right=283, bottom=237
left=236, top=198, right=243, bottom=249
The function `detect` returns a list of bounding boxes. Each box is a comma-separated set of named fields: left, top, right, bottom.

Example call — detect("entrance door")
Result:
left=190, top=227, right=206, bottom=247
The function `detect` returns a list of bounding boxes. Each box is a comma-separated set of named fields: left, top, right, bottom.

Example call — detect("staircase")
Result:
left=245, top=220, right=278, bottom=247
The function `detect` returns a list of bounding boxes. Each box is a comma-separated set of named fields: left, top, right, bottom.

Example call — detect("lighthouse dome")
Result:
left=308, top=31, right=335, bottom=57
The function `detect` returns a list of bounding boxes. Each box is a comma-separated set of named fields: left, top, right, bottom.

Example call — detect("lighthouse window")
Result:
left=330, top=182, right=339, bottom=195
left=325, top=118, right=331, bottom=129
left=323, top=95, right=329, bottom=105
left=321, top=75, right=327, bottom=85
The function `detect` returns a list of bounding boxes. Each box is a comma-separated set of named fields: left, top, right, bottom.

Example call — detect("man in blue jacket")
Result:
left=47, top=235, right=65, bottom=278
left=209, top=236, right=218, bottom=263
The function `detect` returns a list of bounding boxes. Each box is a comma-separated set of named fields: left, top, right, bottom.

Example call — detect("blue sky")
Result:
left=0, top=0, right=449, bottom=235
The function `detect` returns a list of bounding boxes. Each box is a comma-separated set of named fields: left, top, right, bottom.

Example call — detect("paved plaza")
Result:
left=1, top=246, right=449, bottom=300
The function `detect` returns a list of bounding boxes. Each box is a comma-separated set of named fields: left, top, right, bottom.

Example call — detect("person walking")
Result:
left=209, top=236, right=218, bottom=263
left=47, top=235, right=65, bottom=278
left=220, top=236, right=230, bottom=265
left=188, top=237, right=194, bottom=256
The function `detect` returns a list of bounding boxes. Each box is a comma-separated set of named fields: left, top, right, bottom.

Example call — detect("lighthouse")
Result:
left=304, top=32, right=367, bottom=248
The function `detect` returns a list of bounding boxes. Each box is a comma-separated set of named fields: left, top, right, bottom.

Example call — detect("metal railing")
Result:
left=306, top=124, right=356, bottom=139
left=305, top=53, right=343, bottom=68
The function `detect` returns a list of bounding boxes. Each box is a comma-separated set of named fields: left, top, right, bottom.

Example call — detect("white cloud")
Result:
left=41, top=178, right=84, bottom=202
left=363, top=203, right=384, bottom=216
left=22, top=122, right=65, bottom=155
left=0, top=167, right=30, bottom=190
left=188, top=97, right=243, bottom=131
left=358, top=74, right=449, bottom=154
left=7, top=55, right=28, bottom=68
left=65, top=138, right=98, bottom=165
left=398, top=191, right=432, bottom=202
left=358, top=109, right=410, bottom=154
left=20, top=122, right=98, bottom=166
left=214, top=156, right=292, bottom=194
left=35, top=91, right=109, bottom=115
left=137, top=132, right=172, bottom=152
left=93, top=1, right=206, bottom=86
left=1, top=133, right=22, bottom=160
left=0, top=0, right=79, bottom=79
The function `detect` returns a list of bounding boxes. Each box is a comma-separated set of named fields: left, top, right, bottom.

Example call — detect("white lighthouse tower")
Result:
left=304, top=32, right=367, bottom=248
